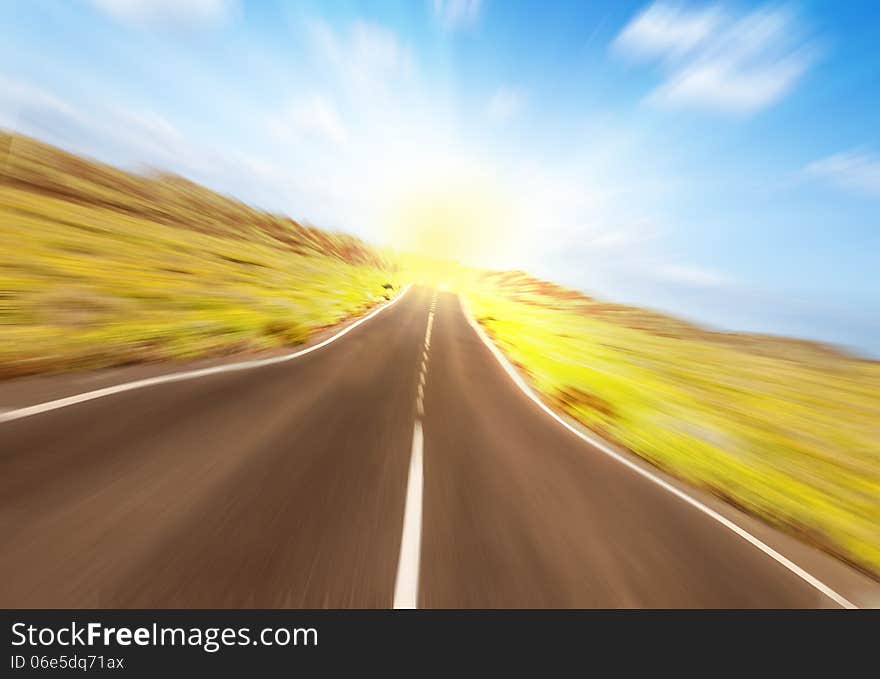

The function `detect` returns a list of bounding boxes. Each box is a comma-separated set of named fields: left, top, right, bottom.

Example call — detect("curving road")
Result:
left=0, top=286, right=873, bottom=608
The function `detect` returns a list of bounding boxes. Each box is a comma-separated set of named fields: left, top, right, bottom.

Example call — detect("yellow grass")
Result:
left=0, top=132, right=398, bottom=377
left=461, top=270, right=880, bottom=576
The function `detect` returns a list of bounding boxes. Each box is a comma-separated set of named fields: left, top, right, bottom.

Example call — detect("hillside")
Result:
left=1, top=131, right=387, bottom=267
left=0, top=131, right=398, bottom=378
left=464, top=270, right=880, bottom=576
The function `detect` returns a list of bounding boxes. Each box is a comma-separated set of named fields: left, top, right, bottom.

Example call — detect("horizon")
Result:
left=2, top=0, right=878, bottom=356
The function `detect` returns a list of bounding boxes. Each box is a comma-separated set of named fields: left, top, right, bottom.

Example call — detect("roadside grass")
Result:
left=463, top=270, right=880, bottom=577
left=0, top=132, right=397, bottom=378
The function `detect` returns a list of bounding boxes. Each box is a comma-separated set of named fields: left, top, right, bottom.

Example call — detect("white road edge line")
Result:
left=459, top=295, right=857, bottom=610
left=394, top=420, right=424, bottom=609
left=0, top=285, right=412, bottom=425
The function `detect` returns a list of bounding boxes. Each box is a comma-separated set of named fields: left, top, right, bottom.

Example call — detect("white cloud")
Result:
left=308, top=19, right=413, bottom=96
left=647, top=50, right=810, bottom=115
left=88, top=0, right=238, bottom=27
left=804, top=149, right=880, bottom=198
left=614, top=2, right=722, bottom=59
left=486, top=86, right=527, bottom=122
left=349, top=21, right=412, bottom=79
left=267, top=94, right=348, bottom=146
left=433, top=0, right=482, bottom=30
left=613, top=2, right=816, bottom=116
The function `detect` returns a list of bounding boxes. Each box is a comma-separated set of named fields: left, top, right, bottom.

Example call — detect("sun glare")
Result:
left=384, top=165, right=513, bottom=267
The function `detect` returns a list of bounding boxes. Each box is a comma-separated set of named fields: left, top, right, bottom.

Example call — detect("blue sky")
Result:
left=2, top=0, right=878, bottom=355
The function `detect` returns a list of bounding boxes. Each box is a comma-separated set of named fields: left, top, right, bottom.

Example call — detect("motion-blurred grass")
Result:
left=465, top=270, right=880, bottom=576
left=0, top=132, right=398, bottom=378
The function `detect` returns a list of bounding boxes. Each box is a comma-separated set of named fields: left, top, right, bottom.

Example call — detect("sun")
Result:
left=384, top=162, right=513, bottom=267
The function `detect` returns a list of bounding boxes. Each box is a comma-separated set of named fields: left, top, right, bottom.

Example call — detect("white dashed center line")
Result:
left=393, top=291, right=436, bottom=609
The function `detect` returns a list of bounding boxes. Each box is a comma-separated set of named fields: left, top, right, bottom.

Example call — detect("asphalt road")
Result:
left=0, top=286, right=871, bottom=607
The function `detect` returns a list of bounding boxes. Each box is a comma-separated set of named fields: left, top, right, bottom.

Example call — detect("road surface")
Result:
left=0, top=286, right=872, bottom=607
